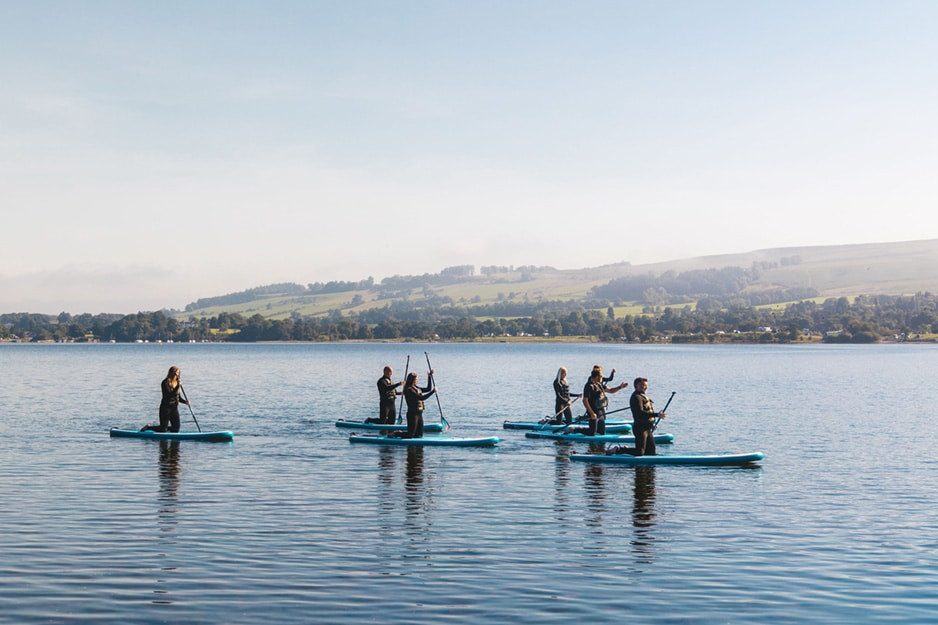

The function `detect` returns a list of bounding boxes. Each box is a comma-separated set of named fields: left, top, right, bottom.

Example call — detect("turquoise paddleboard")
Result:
left=349, top=434, right=499, bottom=447
left=503, top=420, right=632, bottom=433
left=525, top=431, right=673, bottom=444
left=109, top=428, right=234, bottom=442
left=335, top=419, right=445, bottom=432
left=570, top=451, right=764, bottom=466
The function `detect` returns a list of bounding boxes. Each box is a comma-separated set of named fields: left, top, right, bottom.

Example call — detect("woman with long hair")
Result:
left=552, top=367, right=579, bottom=425
left=141, top=366, right=189, bottom=433
left=400, top=370, right=436, bottom=439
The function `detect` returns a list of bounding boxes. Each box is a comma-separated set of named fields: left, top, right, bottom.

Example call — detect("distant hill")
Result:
left=178, top=239, right=938, bottom=320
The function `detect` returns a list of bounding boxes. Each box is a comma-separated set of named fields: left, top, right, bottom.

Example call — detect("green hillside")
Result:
left=178, top=239, right=938, bottom=321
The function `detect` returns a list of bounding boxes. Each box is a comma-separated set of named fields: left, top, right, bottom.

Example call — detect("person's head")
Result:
left=166, top=366, right=180, bottom=381
left=383, top=366, right=393, bottom=377
left=634, top=377, right=648, bottom=392
left=556, top=366, right=567, bottom=381
left=592, top=364, right=603, bottom=376
left=590, top=368, right=603, bottom=381
left=406, top=372, right=418, bottom=388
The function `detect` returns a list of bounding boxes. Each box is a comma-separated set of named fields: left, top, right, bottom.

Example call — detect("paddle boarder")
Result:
left=607, top=377, right=666, bottom=456
left=567, top=367, right=627, bottom=436
left=394, top=370, right=436, bottom=439
left=366, top=365, right=402, bottom=425
left=591, top=364, right=616, bottom=388
left=140, top=366, right=189, bottom=433
left=552, top=367, right=581, bottom=424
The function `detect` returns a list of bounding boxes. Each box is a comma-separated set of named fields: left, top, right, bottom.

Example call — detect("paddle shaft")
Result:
left=424, top=352, right=448, bottom=429
left=652, top=391, right=676, bottom=430
left=555, top=402, right=629, bottom=434
left=179, top=384, right=201, bottom=432
left=397, top=355, right=410, bottom=424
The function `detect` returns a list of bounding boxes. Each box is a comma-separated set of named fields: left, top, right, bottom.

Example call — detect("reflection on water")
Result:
left=155, top=440, right=181, bottom=604
left=404, top=446, right=434, bottom=554
left=372, top=445, right=435, bottom=551
left=405, top=446, right=426, bottom=515
left=157, top=441, right=181, bottom=517
left=553, top=442, right=573, bottom=520
left=631, top=466, right=657, bottom=564
left=376, top=446, right=397, bottom=532
left=583, top=444, right=607, bottom=534
left=5, top=343, right=935, bottom=624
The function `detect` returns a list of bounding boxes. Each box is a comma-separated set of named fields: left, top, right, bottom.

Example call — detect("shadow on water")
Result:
left=154, top=440, right=181, bottom=605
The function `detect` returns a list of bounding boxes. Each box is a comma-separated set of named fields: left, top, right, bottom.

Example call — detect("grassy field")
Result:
left=178, top=239, right=938, bottom=321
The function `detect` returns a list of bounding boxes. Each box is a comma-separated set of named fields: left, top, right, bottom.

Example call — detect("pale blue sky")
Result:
left=2, top=1, right=937, bottom=313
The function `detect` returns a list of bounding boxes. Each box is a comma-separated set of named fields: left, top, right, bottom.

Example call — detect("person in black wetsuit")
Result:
left=399, top=370, right=436, bottom=439
left=552, top=367, right=580, bottom=425
left=590, top=364, right=616, bottom=388
left=141, top=366, right=189, bottom=433
left=607, top=377, right=667, bottom=456
left=567, top=367, right=628, bottom=436
left=367, top=366, right=402, bottom=424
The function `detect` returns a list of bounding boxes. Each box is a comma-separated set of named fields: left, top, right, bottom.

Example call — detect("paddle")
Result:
left=179, top=384, right=202, bottom=432
left=652, top=391, right=676, bottom=430
left=424, top=352, right=449, bottom=430
left=555, top=401, right=631, bottom=435
left=397, top=355, right=410, bottom=424
left=536, top=402, right=574, bottom=429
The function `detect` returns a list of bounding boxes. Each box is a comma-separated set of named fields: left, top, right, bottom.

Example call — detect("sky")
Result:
left=2, top=1, right=937, bottom=314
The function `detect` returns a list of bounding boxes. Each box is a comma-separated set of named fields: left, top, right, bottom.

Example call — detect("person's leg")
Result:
left=644, top=429, right=657, bottom=456
left=379, top=401, right=394, bottom=424
left=169, top=407, right=181, bottom=433
left=405, top=410, right=418, bottom=439
left=151, top=405, right=170, bottom=432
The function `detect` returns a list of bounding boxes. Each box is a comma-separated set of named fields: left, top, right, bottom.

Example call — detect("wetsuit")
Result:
left=402, top=381, right=435, bottom=439
left=567, top=379, right=607, bottom=436
left=154, top=378, right=183, bottom=433
left=583, top=380, right=608, bottom=436
left=552, top=377, right=576, bottom=424
left=370, top=375, right=401, bottom=424
left=626, top=390, right=657, bottom=456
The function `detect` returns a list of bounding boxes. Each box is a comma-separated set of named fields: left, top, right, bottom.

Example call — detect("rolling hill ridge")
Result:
left=180, top=239, right=938, bottom=321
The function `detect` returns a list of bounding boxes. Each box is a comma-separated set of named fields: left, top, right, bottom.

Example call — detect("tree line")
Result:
left=3, top=292, right=937, bottom=343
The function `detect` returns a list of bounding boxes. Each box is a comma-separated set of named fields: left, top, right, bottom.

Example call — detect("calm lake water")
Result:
left=1, top=342, right=936, bottom=624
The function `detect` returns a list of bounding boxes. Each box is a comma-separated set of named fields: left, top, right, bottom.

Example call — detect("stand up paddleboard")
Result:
left=570, top=451, right=764, bottom=466
left=525, top=431, right=674, bottom=444
left=503, top=420, right=632, bottom=433
left=335, top=419, right=445, bottom=432
left=349, top=434, right=499, bottom=447
left=109, top=428, right=234, bottom=442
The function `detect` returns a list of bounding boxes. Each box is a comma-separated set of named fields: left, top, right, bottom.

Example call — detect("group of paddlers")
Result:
left=365, top=365, right=438, bottom=439
left=552, top=364, right=668, bottom=456
left=139, top=361, right=667, bottom=456
left=366, top=361, right=668, bottom=455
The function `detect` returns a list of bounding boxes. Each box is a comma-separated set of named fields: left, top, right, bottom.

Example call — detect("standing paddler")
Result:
left=607, top=377, right=667, bottom=456
left=367, top=365, right=402, bottom=425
